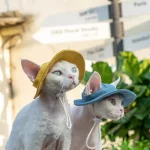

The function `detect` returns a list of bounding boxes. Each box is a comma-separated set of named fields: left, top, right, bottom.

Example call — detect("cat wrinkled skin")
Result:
left=6, top=59, right=79, bottom=150
left=70, top=72, right=124, bottom=150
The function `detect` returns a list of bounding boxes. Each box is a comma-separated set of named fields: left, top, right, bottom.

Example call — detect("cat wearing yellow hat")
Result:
left=6, top=50, right=85, bottom=150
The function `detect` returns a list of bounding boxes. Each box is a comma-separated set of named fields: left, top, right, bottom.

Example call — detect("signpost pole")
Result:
left=109, top=0, right=124, bottom=57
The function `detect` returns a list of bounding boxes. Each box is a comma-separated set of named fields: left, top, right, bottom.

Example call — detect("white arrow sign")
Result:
left=123, top=15, right=150, bottom=36
left=33, top=22, right=111, bottom=44
left=121, top=0, right=150, bottom=17
left=41, top=5, right=110, bottom=27
left=81, top=43, right=114, bottom=60
left=123, top=31, right=150, bottom=51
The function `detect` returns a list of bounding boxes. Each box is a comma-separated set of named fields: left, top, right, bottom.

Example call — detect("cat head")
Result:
left=21, top=59, right=79, bottom=95
left=85, top=72, right=124, bottom=120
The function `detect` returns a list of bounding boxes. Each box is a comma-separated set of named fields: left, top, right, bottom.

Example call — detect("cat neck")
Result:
left=72, top=105, right=101, bottom=140
left=40, top=90, right=66, bottom=100
left=84, top=105, right=101, bottom=119
left=39, top=91, right=68, bottom=117
left=39, top=91, right=67, bottom=105
left=82, top=105, right=94, bottom=118
left=76, top=105, right=102, bottom=124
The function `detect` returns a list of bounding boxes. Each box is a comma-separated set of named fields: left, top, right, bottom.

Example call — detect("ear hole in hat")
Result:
left=21, top=59, right=40, bottom=82
left=111, top=77, right=120, bottom=87
left=85, top=71, right=101, bottom=95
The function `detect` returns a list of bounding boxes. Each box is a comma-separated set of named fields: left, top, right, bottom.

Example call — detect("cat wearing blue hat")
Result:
left=74, top=74, right=136, bottom=107
left=71, top=71, right=136, bottom=150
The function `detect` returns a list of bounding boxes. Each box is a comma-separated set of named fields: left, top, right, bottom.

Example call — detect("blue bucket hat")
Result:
left=74, top=77, right=136, bottom=107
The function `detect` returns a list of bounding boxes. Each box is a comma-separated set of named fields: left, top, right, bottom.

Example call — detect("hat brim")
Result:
left=33, top=49, right=85, bottom=98
left=74, top=89, right=136, bottom=107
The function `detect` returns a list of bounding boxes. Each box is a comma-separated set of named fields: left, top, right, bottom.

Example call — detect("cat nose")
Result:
left=120, top=109, right=123, bottom=112
left=68, top=75, right=74, bottom=81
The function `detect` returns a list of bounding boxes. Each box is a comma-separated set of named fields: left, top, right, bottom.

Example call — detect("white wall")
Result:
left=0, top=49, right=12, bottom=150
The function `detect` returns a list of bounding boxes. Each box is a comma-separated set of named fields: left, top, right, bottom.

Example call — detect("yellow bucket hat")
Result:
left=33, top=49, right=85, bottom=98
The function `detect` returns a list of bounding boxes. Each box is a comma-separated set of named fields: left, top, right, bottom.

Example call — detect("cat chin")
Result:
left=112, top=117, right=122, bottom=121
left=60, top=83, right=77, bottom=92
left=68, top=84, right=77, bottom=90
left=106, top=114, right=122, bottom=120
left=107, top=117, right=121, bottom=121
left=68, top=80, right=79, bottom=89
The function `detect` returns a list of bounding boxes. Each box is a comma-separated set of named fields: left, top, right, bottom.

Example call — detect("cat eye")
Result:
left=72, top=67, right=77, bottom=73
left=109, top=99, right=116, bottom=105
left=121, top=101, right=124, bottom=106
left=52, top=71, right=62, bottom=76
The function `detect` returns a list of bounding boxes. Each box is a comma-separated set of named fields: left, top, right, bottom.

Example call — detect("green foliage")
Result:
left=83, top=51, right=150, bottom=141
left=82, top=71, right=93, bottom=84
left=92, top=62, right=113, bottom=83
left=109, top=138, right=150, bottom=150
left=118, top=52, right=140, bottom=83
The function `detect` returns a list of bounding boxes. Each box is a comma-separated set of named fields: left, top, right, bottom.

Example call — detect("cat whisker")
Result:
left=122, top=116, right=126, bottom=119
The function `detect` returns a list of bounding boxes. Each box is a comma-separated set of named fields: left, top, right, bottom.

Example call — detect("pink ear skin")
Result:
left=85, top=71, right=101, bottom=95
left=21, top=59, right=40, bottom=82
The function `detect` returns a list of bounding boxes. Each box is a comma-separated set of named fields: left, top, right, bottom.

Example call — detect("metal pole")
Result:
left=109, top=0, right=124, bottom=57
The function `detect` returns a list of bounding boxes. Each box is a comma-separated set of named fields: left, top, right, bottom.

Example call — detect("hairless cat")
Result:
left=71, top=71, right=136, bottom=150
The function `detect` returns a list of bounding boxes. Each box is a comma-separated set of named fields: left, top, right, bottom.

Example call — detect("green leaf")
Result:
left=144, top=115, right=150, bottom=129
left=143, top=148, right=150, bottom=150
left=134, top=111, right=150, bottom=120
left=139, top=59, right=150, bottom=77
left=111, top=145, right=118, bottom=150
left=146, top=88, right=150, bottom=97
left=119, top=139, right=131, bottom=150
left=107, top=124, right=123, bottom=134
left=82, top=71, right=92, bottom=84
left=134, top=98, right=150, bottom=122
left=144, top=72, right=150, bottom=81
left=134, top=99, right=150, bottom=120
left=91, top=62, right=113, bottom=83
left=117, top=80, right=129, bottom=89
left=134, top=85, right=147, bottom=97
left=119, top=52, right=139, bottom=83
left=128, top=117, right=140, bottom=130
left=138, top=97, right=150, bottom=108
left=117, top=125, right=129, bottom=138
left=118, top=107, right=137, bottom=124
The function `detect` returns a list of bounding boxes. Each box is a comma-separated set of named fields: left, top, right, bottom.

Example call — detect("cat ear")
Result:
left=21, top=59, right=40, bottom=82
left=85, top=71, right=101, bottom=95
left=111, top=77, right=120, bottom=87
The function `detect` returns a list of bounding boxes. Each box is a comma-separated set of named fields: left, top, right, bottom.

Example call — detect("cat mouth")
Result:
left=69, top=82, right=76, bottom=89
left=107, top=114, right=122, bottom=120
left=64, top=80, right=78, bottom=90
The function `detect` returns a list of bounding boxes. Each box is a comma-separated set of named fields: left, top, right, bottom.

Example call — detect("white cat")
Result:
left=6, top=59, right=80, bottom=150
left=70, top=72, right=124, bottom=150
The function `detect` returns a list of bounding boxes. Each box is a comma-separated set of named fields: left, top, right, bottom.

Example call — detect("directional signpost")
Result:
left=34, top=4, right=113, bottom=59
left=81, top=43, right=114, bottom=60
left=42, top=5, right=110, bottom=27
left=120, top=0, right=150, bottom=52
left=33, top=22, right=111, bottom=44
left=123, top=16, right=150, bottom=36
left=33, top=0, right=150, bottom=59
left=121, top=0, right=150, bottom=17
left=123, top=31, right=150, bottom=51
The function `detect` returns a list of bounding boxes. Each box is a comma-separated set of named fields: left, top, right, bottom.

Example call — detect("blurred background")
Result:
left=0, top=0, right=150, bottom=149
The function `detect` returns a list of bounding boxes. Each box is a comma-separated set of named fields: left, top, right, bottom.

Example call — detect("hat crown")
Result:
left=101, top=83, right=117, bottom=90
left=74, top=78, right=136, bottom=107
left=82, top=83, right=117, bottom=100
